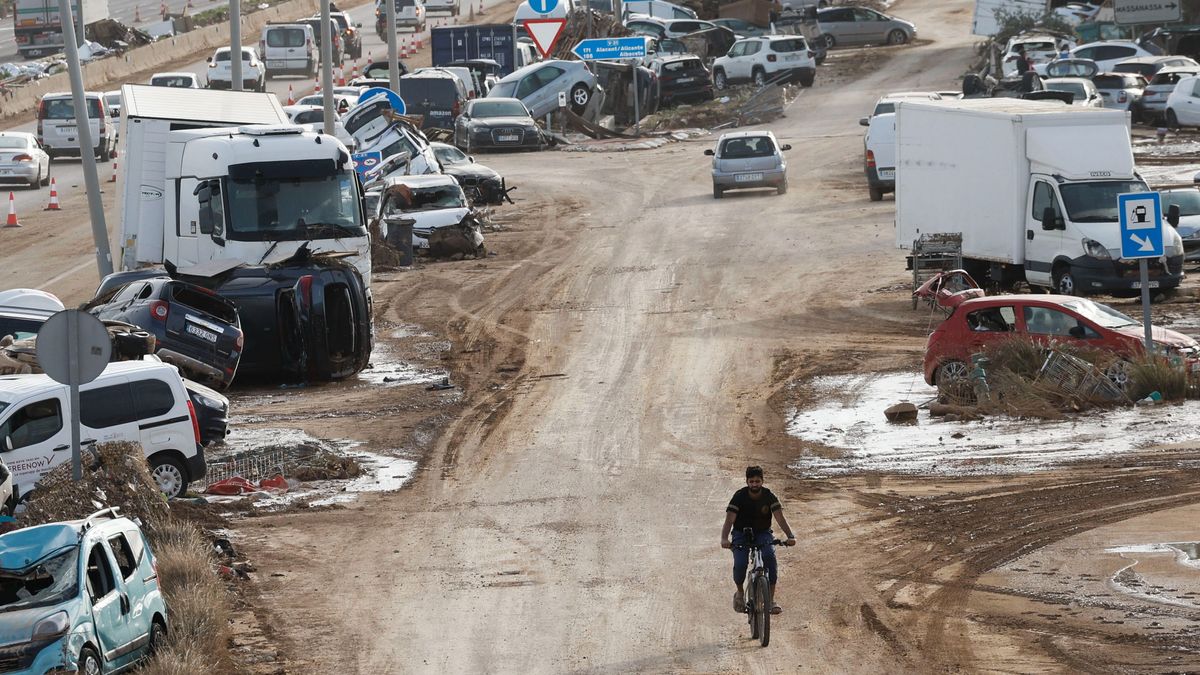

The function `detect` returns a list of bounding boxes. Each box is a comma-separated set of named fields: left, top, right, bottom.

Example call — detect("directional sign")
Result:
left=1118, top=192, right=1164, bottom=259
left=352, top=151, right=383, bottom=177
left=572, top=36, right=649, bottom=61
left=526, top=0, right=558, bottom=14
left=1114, top=0, right=1181, bottom=25
left=523, top=18, right=567, bottom=59
left=358, top=87, right=406, bottom=116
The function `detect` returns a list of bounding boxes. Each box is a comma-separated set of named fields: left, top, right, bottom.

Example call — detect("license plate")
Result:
left=186, top=323, right=219, bottom=342
left=1131, top=280, right=1160, bottom=289
left=268, top=60, right=285, bottom=68
left=497, top=134, right=519, bottom=142
left=878, top=168, right=895, bottom=180
left=735, top=173, right=763, bottom=183
left=784, top=54, right=800, bottom=60
left=676, top=77, right=694, bottom=84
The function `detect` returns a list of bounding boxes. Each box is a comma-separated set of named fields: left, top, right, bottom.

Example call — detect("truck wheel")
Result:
left=869, top=186, right=883, bottom=202
left=1053, top=267, right=1078, bottom=296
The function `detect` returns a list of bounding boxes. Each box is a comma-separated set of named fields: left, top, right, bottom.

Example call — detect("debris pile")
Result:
left=549, top=9, right=632, bottom=60
left=0, top=322, right=156, bottom=375
left=203, top=438, right=363, bottom=488
left=86, top=18, right=154, bottom=49
left=640, top=83, right=794, bottom=130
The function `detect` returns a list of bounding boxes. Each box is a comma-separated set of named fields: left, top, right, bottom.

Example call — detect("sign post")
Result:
left=35, top=310, right=112, bottom=481
left=1113, top=0, right=1181, bottom=25
left=1117, top=192, right=1165, bottom=351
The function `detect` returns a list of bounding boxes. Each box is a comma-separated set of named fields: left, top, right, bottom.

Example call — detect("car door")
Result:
left=818, top=8, right=852, bottom=45
left=1019, top=304, right=1100, bottom=349
left=85, top=541, right=134, bottom=666
left=106, top=531, right=151, bottom=655
left=94, top=281, right=149, bottom=322
left=1025, top=179, right=1066, bottom=287
left=0, top=394, right=71, bottom=497
left=1181, top=78, right=1200, bottom=126
left=80, top=379, right=141, bottom=446
left=852, top=8, right=885, bottom=44
left=963, top=305, right=1018, bottom=354
left=524, top=65, right=565, bottom=116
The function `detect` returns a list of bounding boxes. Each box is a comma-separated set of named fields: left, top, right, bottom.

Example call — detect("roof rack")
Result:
left=81, top=507, right=122, bottom=533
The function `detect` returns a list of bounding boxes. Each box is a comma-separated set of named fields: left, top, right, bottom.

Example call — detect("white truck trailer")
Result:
left=895, top=98, right=1184, bottom=297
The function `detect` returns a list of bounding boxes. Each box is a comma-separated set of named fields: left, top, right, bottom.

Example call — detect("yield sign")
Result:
left=523, top=18, right=567, bottom=59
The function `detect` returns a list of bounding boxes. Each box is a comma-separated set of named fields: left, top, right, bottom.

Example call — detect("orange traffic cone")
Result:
left=159, top=0, right=166, bottom=18
left=337, top=67, right=346, bottom=87
left=44, top=178, right=60, bottom=211
left=5, top=192, right=20, bottom=228
left=314, top=76, right=320, bottom=93
left=351, top=61, right=359, bottom=79
left=286, top=84, right=295, bottom=105
left=366, top=51, right=373, bottom=66
left=401, top=40, right=409, bottom=58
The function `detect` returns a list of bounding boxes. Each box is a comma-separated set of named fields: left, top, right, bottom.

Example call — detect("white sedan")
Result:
left=0, top=132, right=51, bottom=189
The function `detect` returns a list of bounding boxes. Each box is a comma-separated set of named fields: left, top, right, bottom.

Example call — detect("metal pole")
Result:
left=632, top=63, right=640, bottom=136
left=321, top=0, right=334, bottom=136
left=230, top=0, right=243, bottom=90
left=75, top=0, right=84, bottom=48
left=1140, top=259, right=1153, bottom=352
left=67, top=311, right=81, bottom=481
left=386, top=0, right=399, bottom=91
left=58, top=0, right=113, bottom=279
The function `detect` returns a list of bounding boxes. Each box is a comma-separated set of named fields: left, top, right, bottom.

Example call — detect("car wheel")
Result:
left=1104, top=358, right=1134, bottom=394
left=1167, top=109, right=1180, bottom=129
left=824, top=34, right=836, bottom=49
left=148, top=618, right=167, bottom=655
left=887, top=29, right=908, bottom=45
left=776, top=180, right=787, bottom=195
left=869, top=185, right=883, bottom=202
left=800, top=74, right=814, bottom=87
left=713, top=184, right=723, bottom=199
left=41, top=163, right=50, bottom=186
left=935, top=360, right=969, bottom=391
left=752, top=68, right=766, bottom=88
left=78, top=647, right=101, bottom=675
left=713, top=68, right=727, bottom=91
left=1053, top=266, right=1078, bottom=296
left=569, top=84, right=590, bottom=115
left=149, top=454, right=188, bottom=499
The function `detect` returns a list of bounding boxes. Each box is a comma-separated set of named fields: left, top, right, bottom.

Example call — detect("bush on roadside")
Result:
left=1129, top=354, right=1189, bottom=401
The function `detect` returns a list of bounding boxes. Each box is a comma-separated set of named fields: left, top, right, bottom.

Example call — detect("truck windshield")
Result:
left=0, top=547, right=79, bottom=613
left=1059, top=181, right=1147, bottom=223
left=225, top=167, right=365, bottom=241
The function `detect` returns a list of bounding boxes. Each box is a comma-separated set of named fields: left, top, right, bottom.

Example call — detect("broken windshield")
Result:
left=0, top=547, right=79, bottom=613
left=1061, top=298, right=1139, bottom=329
left=408, top=186, right=466, bottom=211
left=225, top=167, right=366, bottom=241
left=1059, top=181, right=1147, bottom=223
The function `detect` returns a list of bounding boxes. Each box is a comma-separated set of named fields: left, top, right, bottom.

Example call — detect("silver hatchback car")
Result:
left=705, top=131, right=790, bottom=198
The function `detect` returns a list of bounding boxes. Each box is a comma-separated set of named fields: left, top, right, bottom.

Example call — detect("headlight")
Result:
left=32, top=611, right=70, bottom=640
left=1082, top=238, right=1111, bottom=259
left=1166, top=241, right=1184, bottom=257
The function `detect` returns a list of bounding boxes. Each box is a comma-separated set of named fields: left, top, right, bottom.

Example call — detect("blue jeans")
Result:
left=732, top=529, right=777, bottom=586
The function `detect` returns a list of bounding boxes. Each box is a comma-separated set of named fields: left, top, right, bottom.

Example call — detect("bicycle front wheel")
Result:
left=755, top=576, right=771, bottom=647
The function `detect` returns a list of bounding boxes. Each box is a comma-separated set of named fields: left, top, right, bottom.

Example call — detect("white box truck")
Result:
left=895, top=98, right=1184, bottom=297
left=118, top=84, right=371, bottom=286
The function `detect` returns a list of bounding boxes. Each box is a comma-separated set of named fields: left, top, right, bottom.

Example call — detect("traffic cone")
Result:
left=286, top=84, right=295, bottom=105
left=134, top=4, right=142, bottom=22
left=109, top=151, right=118, bottom=183
left=351, top=61, right=359, bottom=79
left=44, top=178, right=60, bottom=211
left=5, top=192, right=20, bottom=228
left=366, top=51, right=373, bottom=66
left=314, top=76, right=320, bottom=93
left=400, top=40, right=408, bottom=58
left=337, top=67, right=346, bottom=86
left=159, top=0, right=166, bottom=19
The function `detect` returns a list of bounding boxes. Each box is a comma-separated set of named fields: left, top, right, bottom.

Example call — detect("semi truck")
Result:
left=13, top=0, right=109, bottom=57
left=895, top=98, right=1185, bottom=297
left=431, top=24, right=522, bottom=78
left=115, top=84, right=374, bottom=381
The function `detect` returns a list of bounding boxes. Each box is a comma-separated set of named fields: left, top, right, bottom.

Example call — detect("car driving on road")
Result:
left=816, top=5, right=915, bottom=47
left=0, top=132, right=51, bottom=189
left=706, top=130, right=791, bottom=198
left=206, top=46, right=267, bottom=91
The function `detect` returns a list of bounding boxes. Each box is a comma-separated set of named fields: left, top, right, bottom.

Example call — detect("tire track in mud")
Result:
left=858, top=468, right=1200, bottom=669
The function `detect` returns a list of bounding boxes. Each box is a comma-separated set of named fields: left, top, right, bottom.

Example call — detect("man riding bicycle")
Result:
left=720, top=466, right=796, bottom=615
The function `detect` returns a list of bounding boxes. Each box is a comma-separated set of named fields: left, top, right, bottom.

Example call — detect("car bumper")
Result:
left=187, top=443, right=207, bottom=482
left=264, top=61, right=312, bottom=75
left=208, top=79, right=261, bottom=90
left=468, top=130, right=542, bottom=149
left=772, top=66, right=815, bottom=84
left=865, top=165, right=895, bottom=189
left=0, top=634, right=72, bottom=674
left=1066, top=254, right=1185, bottom=293
left=1141, top=99, right=1168, bottom=114
left=713, top=167, right=787, bottom=189
left=0, top=165, right=39, bottom=183
left=661, top=85, right=713, bottom=105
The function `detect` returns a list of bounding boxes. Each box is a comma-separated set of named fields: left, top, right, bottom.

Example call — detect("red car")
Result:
left=924, top=294, right=1200, bottom=387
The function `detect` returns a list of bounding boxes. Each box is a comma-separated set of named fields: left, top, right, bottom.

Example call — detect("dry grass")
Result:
left=1129, top=355, right=1189, bottom=401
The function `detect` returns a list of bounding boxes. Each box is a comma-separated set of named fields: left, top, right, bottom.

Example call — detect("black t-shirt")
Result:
left=727, top=486, right=781, bottom=533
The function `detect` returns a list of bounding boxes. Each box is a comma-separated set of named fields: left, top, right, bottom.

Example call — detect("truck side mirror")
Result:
left=1041, top=206, right=1057, bottom=231
left=859, top=117, right=869, bottom=126
left=1168, top=203, right=1180, bottom=227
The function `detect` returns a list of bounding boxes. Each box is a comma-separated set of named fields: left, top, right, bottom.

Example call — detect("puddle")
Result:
left=1108, top=542, right=1200, bottom=568
left=787, top=372, right=1200, bottom=476
left=389, top=323, right=434, bottom=339
left=354, top=346, right=448, bottom=388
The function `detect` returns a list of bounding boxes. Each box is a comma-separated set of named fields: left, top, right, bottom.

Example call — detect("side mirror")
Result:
left=1069, top=325, right=1085, bottom=339
left=206, top=56, right=212, bottom=63
left=704, top=148, right=714, bottom=155
left=781, top=144, right=792, bottom=151
left=1041, top=206, right=1057, bottom=231
left=467, top=155, right=474, bottom=162
left=3, top=437, right=11, bottom=452
left=1168, top=203, right=1181, bottom=227
left=859, top=117, right=869, bottom=126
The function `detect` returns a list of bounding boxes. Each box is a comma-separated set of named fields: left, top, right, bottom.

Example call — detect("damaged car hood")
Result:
left=404, top=207, right=473, bottom=233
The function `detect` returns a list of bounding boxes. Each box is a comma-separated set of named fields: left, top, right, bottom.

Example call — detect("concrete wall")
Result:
left=1, top=0, right=318, bottom=120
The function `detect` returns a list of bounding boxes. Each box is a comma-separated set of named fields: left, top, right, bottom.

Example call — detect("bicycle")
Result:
left=735, top=527, right=786, bottom=647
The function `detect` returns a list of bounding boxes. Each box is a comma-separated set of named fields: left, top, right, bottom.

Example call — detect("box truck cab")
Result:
left=896, top=98, right=1184, bottom=296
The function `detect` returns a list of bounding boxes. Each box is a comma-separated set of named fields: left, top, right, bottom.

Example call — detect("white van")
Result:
left=623, top=0, right=696, bottom=19
left=0, top=455, right=10, bottom=516
left=36, top=91, right=116, bottom=161
left=0, top=360, right=206, bottom=504
left=260, top=23, right=317, bottom=79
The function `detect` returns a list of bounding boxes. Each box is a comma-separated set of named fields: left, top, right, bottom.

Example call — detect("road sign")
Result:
left=358, top=87, right=406, bottom=115
left=526, top=0, right=558, bottom=14
left=1118, top=192, right=1164, bottom=259
left=352, top=151, right=383, bottom=176
left=36, top=309, right=112, bottom=481
left=1114, top=0, right=1181, bottom=25
left=523, top=18, right=567, bottom=59
left=571, top=36, right=649, bottom=61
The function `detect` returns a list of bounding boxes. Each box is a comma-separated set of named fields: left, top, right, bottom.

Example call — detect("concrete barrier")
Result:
left=1, top=0, right=318, bottom=120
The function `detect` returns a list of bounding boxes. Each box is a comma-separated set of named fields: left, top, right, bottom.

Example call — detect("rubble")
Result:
left=640, top=83, right=796, bottom=131
left=86, top=18, right=154, bottom=49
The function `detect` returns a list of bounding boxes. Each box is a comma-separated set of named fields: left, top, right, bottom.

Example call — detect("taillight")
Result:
left=299, top=275, right=313, bottom=308
left=11, top=154, right=32, bottom=162
left=186, top=400, right=201, bottom=445
left=866, top=149, right=876, bottom=168
left=150, top=300, right=169, bottom=321
left=767, top=53, right=777, bottom=62
left=807, top=50, right=814, bottom=58
left=235, top=331, right=244, bottom=351
left=1119, top=91, right=1128, bottom=103
left=452, top=100, right=461, bottom=116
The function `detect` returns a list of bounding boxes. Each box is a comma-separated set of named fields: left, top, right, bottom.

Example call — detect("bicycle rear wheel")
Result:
left=747, top=581, right=759, bottom=639
left=755, top=576, right=771, bottom=647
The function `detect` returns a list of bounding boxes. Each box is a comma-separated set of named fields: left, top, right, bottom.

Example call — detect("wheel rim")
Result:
left=889, top=30, right=905, bottom=44
left=715, top=72, right=725, bottom=89
left=1057, top=272, right=1075, bottom=295
left=572, top=87, right=588, bottom=106
left=938, top=360, right=968, bottom=385
left=1105, top=360, right=1132, bottom=391
left=754, top=72, right=765, bottom=87
left=153, top=463, right=184, bottom=498
left=83, top=654, right=100, bottom=675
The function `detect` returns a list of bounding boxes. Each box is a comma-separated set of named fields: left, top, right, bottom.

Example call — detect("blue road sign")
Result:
left=352, top=151, right=383, bottom=177
left=571, top=36, right=648, bottom=61
left=527, top=0, right=558, bottom=13
left=358, top=87, right=406, bottom=115
left=1118, top=192, right=1164, bottom=259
